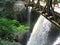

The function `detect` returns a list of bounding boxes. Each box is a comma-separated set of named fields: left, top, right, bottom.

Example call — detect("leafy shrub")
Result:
left=0, top=18, right=20, bottom=40
left=58, top=0, right=60, bottom=2
left=0, top=40, right=22, bottom=45
left=0, top=18, right=29, bottom=41
left=16, top=25, right=29, bottom=35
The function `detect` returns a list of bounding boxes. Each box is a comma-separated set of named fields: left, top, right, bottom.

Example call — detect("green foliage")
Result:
left=0, top=18, right=20, bottom=40
left=58, top=0, right=60, bottom=2
left=0, top=1, right=15, bottom=18
left=0, top=0, right=28, bottom=23
left=0, top=40, right=21, bottom=45
left=16, top=25, right=29, bottom=35
left=0, top=0, right=16, bottom=2
left=0, top=0, right=29, bottom=42
left=0, top=18, right=29, bottom=41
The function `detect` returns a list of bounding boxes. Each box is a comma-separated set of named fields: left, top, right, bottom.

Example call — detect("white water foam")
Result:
left=27, top=15, right=51, bottom=45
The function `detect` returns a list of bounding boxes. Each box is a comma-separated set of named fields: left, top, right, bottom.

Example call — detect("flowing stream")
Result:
left=27, top=6, right=32, bottom=26
left=27, top=6, right=60, bottom=45
left=26, top=6, right=32, bottom=43
left=27, top=15, right=60, bottom=45
left=26, top=1, right=60, bottom=45
left=27, top=15, right=52, bottom=45
left=12, top=0, right=60, bottom=45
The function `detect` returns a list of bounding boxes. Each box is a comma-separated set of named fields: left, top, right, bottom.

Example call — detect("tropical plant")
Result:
left=0, top=40, right=22, bottom=45
left=0, top=18, right=29, bottom=41
left=0, top=18, right=20, bottom=40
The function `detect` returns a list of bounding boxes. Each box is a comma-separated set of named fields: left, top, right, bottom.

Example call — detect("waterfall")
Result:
left=27, top=15, right=52, bottom=45
left=26, top=0, right=60, bottom=45
left=26, top=6, right=32, bottom=42
left=27, top=6, right=32, bottom=26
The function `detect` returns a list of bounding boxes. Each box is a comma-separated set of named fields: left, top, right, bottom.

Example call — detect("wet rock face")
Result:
left=13, top=1, right=25, bottom=12
left=52, top=36, right=60, bottom=45
left=14, top=33, right=27, bottom=45
left=47, top=24, right=60, bottom=45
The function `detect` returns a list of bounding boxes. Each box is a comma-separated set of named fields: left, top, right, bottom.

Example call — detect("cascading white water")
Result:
left=27, top=6, right=32, bottom=26
left=26, top=6, right=32, bottom=42
left=26, top=0, right=60, bottom=45
left=27, top=15, right=52, bottom=45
